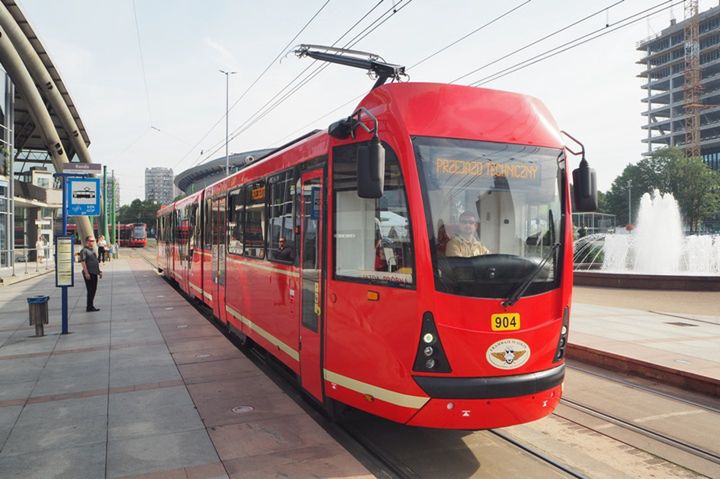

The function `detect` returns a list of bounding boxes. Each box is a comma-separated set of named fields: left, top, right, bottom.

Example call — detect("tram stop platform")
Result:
left=0, top=258, right=718, bottom=478
left=0, top=257, right=373, bottom=479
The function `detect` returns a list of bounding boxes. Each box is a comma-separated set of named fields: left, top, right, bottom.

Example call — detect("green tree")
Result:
left=667, top=155, right=720, bottom=232
left=118, top=199, right=161, bottom=228
left=604, top=163, right=644, bottom=225
left=604, top=147, right=720, bottom=230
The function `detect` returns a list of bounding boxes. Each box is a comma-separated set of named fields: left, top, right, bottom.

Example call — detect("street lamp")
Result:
left=219, top=70, right=237, bottom=176
left=627, top=179, right=632, bottom=225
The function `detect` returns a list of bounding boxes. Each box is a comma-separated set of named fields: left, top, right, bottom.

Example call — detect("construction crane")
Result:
left=684, top=0, right=702, bottom=158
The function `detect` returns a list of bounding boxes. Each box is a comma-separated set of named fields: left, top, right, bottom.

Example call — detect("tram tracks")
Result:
left=558, top=397, right=720, bottom=465
left=138, top=249, right=718, bottom=477
left=488, top=429, right=591, bottom=479
left=137, top=250, right=589, bottom=478
left=567, top=362, right=720, bottom=414
left=557, top=364, right=720, bottom=478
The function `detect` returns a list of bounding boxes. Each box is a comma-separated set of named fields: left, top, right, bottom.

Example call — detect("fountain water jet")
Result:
left=574, top=190, right=720, bottom=290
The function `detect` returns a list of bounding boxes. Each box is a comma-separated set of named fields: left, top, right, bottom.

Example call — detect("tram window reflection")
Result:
left=268, top=170, right=296, bottom=263
left=333, top=142, right=414, bottom=287
left=227, top=188, right=245, bottom=255
left=244, top=181, right=266, bottom=259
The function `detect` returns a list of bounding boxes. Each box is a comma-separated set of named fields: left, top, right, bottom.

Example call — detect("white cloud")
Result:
left=204, top=37, right=239, bottom=72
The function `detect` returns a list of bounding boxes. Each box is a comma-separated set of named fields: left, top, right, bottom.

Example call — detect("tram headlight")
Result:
left=553, top=306, right=570, bottom=363
left=413, top=312, right=452, bottom=373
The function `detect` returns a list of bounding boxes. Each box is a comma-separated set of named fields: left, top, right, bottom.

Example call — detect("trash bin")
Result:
left=27, top=295, right=49, bottom=337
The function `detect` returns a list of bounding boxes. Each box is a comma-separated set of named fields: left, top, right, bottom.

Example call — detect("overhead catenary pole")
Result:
left=220, top=69, right=236, bottom=176
left=110, top=170, right=115, bottom=245
left=114, top=173, right=119, bottom=255
left=103, top=165, right=109, bottom=240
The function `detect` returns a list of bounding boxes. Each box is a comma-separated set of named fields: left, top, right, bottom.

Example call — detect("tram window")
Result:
left=228, top=188, right=244, bottom=255
left=333, top=142, right=414, bottom=287
left=170, top=211, right=175, bottom=243
left=414, top=137, right=562, bottom=299
left=203, top=198, right=212, bottom=249
left=190, top=203, right=200, bottom=252
left=268, top=170, right=296, bottom=263
left=244, top=180, right=266, bottom=259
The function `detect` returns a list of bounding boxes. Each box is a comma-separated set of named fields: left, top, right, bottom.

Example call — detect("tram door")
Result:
left=299, top=170, right=324, bottom=401
left=211, top=196, right=227, bottom=322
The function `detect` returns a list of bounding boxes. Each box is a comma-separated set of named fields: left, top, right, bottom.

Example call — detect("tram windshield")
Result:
left=133, top=224, right=145, bottom=238
left=414, top=137, right=564, bottom=299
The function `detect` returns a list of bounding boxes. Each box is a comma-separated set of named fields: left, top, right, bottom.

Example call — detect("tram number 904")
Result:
left=491, top=313, right=521, bottom=331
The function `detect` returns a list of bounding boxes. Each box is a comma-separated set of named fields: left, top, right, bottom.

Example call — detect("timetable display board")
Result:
left=55, top=236, right=74, bottom=287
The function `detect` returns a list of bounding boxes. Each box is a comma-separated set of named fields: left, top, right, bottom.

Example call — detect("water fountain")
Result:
left=574, top=190, right=720, bottom=291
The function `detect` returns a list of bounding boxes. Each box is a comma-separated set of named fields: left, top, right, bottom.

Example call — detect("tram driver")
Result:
left=445, top=211, right=490, bottom=258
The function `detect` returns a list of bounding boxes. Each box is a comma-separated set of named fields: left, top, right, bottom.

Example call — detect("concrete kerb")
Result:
left=567, top=343, right=720, bottom=398
left=0, top=269, right=54, bottom=287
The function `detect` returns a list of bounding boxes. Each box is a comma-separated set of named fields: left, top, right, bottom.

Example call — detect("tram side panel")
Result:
left=323, top=140, right=425, bottom=423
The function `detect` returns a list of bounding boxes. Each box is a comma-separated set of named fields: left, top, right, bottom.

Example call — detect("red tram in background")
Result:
left=119, top=223, right=147, bottom=248
left=158, top=78, right=596, bottom=429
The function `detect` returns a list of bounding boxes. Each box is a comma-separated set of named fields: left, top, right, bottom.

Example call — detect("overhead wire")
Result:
left=450, top=0, right=626, bottom=84
left=282, top=0, right=666, bottom=145
left=219, top=0, right=414, bottom=146
left=409, top=0, right=534, bottom=70
left=468, top=0, right=682, bottom=86
left=191, top=0, right=398, bottom=165
left=271, top=0, right=613, bottom=147
left=184, top=0, right=389, bottom=169
left=131, top=0, right=154, bottom=127
left=172, top=0, right=334, bottom=169
left=192, top=0, right=414, bottom=168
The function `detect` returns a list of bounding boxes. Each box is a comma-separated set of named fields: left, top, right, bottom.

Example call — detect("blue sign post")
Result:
left=54, top=173, right=101, bottom=334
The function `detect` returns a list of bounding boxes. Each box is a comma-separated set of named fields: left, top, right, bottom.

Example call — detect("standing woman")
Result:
left=35, top=236, right=45, bottom=264
left=97, top=235, right=107, bottom=263
left=80, top=236, right=102, bottom=312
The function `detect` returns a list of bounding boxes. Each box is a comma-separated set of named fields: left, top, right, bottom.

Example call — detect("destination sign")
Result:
left=251, top=186, right=266, bottom=201
left=435, top=158, right=539, bottom=182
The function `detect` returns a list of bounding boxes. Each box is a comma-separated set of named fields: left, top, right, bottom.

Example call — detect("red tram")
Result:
left=158, top=80, right=596, bottom=429
left=119, top=223, right=147, bottom=247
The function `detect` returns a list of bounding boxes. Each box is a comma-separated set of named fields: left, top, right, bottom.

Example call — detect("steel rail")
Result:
left=566, top=363, right=720, bottom=414
left=489, top=429, right=591, bottom=479
left=559, top=397, right=720, bottom=466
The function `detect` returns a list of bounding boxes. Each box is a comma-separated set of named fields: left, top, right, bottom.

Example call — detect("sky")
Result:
left=17, top=0, right=717, bottom=204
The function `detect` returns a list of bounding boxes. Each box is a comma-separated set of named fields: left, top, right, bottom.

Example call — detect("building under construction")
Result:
left=637, top=3, right=720, bottom=172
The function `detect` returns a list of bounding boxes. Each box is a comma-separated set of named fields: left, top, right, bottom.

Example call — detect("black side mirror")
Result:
left=357, top=136, right=385, bottom=198
left=572, top=158, right=598, bottom=212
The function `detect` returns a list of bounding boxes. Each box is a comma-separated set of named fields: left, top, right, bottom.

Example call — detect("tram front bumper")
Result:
left=407, top=364, right=564, bottom=429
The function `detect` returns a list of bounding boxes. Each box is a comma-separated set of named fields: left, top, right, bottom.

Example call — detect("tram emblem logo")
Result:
left=486, top=339, right=531, bottom=370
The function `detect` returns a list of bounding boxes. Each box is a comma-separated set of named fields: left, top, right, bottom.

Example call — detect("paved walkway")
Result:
left=570, top=287, right=720, bottom=395
left=0, top=258, right=371, bottom=479
left=0, top=255, right=718, bottom=478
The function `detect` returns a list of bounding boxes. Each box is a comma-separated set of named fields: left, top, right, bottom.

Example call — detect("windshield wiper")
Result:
left=502, top=243, right=560, bottom=307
